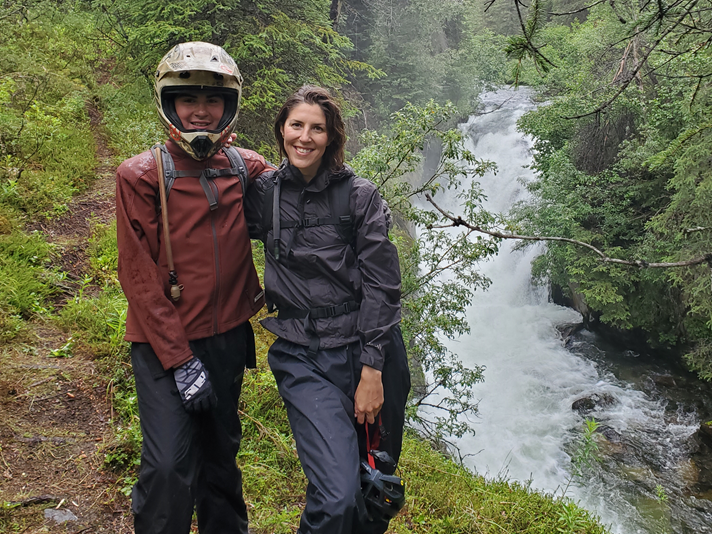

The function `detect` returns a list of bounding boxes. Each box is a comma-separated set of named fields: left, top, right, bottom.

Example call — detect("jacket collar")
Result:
left=279, top=160, right=354, bottom=192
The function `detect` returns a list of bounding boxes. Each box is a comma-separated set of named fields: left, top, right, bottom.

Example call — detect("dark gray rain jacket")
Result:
left=245, top=163, right=401, bottom=371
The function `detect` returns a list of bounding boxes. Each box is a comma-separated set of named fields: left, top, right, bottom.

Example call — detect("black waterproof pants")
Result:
left=268, top=326, right=410, bottom=534
left=131, top=323, right=252, bottom=534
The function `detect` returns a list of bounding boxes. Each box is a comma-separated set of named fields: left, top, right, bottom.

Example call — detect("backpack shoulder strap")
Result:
left=267, top=174, right=282, bottom=260
left=328, top=174, right=355, bottom=249
left=150, top=144, right=178, bottom=210
left=222, top=146, right=249, bottom=195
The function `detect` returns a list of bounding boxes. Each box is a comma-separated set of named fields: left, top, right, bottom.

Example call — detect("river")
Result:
left=442, top=88, right=712, bottom=534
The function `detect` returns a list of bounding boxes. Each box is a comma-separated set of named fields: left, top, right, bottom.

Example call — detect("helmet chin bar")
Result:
left=189, top=136, right=213, bottom=160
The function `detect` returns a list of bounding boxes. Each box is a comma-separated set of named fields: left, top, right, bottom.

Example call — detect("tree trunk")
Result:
left=330, top=0, right=342, bottom=29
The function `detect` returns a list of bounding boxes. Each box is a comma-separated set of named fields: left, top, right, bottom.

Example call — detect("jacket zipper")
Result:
left=209, top=178, right=221, bottom=335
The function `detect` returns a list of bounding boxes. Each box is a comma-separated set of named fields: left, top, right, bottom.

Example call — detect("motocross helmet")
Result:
left=360, top=459, right=406, bottom=521
left=155, top=42, right=242, bottom=160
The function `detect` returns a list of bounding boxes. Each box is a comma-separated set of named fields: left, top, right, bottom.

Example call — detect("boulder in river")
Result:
left=572, top=392, right=617, bottom=414
left=652, top=374, right=678, bottom=388
left=556, top=322, right=584, bottom=344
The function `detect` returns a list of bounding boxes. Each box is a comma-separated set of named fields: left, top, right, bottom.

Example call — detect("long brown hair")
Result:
left=274, top=85, right=346, bottom=172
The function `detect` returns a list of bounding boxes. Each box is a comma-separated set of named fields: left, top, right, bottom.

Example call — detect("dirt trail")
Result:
left=0, top=103, right=133, bottom=533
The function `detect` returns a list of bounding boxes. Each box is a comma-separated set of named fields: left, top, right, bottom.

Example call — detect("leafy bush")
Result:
left=0, top=5, right=99, bottom=216
left=87, top=220, right=120, bottom=285
left=0, top=231, right=56, bottom=319
left=57, top=286, right=128, bottom=358
left=97, top=80, right=164, bottom=161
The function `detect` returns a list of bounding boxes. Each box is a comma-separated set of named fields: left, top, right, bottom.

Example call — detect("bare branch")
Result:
left=550, top=0, right=607, bottom=16
left=685, top=226, right=712, bottom=234
left=425, top=193, right=712, bottom=269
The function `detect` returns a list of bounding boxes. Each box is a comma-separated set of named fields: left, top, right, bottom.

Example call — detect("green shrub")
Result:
left=57, top=286, right=128, bottom=358
left=0, top=7, right=100, bottom=217
left=88, top=220, right=119, bottom=285
left=0, top=231, right=56, bottom=319
left=97, top=79, right=164, bottom=161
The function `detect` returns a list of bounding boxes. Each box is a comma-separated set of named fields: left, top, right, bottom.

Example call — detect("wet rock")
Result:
left=597, top=425, right=623, bottom=443
left=44, top=508, right=78, bottom=524
left=686, top=494, right=712, bottom=514
left=572, top=393, right=616, bottom=414
left=696, top=422, right=712, bottom=447
left=675, top=458, right=699, bottom=488
left=556, top=322, right=584, bottom=343
left=652, top=374, right=677, bottom=388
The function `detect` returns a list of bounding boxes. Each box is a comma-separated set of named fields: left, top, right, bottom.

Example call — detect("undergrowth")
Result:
left=0, top=230, right=60, bottom=342
left=51, top=225, right=611, bottom=533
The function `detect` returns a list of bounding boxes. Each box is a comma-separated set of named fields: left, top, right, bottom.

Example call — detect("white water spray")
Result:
left=443, top=88, right=710, bottom=534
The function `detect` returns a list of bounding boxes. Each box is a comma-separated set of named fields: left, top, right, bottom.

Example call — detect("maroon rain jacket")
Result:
left=116, top=140, right=273, bottom=370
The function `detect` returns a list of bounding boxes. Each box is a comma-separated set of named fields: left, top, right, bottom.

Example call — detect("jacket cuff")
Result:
left=162, top=348, right=194, bottom=371
left=360, top=343, right=384, bottom=372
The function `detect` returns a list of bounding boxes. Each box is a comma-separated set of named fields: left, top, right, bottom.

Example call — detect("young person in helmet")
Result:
left=245, top=85, right=410, bottom=534
left=115, top=42, right=274, bottom=534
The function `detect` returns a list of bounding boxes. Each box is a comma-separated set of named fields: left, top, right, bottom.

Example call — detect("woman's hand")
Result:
left=223, top=133, right=237, bottom=147
left=354, top=365, right=384, bottom=425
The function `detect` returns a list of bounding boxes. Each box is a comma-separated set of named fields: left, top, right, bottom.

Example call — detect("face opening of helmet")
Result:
left=161, top=82, right=239, bottom=135
left=360, top=459, right=406, bottom=521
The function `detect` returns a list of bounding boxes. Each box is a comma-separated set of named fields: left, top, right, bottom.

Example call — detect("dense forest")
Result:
left=1, top=0, right=711, bottom=532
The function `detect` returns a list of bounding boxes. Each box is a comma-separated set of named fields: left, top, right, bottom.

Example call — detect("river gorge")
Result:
left=442, top=88, right=712, bottom=534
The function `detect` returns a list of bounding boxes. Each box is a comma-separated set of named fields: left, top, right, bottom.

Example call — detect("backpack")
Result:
left=152, top=144, right=249, bottom=210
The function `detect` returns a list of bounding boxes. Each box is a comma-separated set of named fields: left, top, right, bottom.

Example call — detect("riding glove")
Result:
left=173, top=357, right=217, bottom=413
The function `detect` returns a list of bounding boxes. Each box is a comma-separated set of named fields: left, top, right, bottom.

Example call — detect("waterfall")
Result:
left=441, top=88, right=712, bottom=534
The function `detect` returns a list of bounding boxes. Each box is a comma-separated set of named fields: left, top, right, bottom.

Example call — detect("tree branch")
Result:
left=425, top=193, right=712, bottom=269
left=563, top=0, right=698, bottom=119
left=514, top=0, right=557, bottom=69
left=550, top=0, right=607, bottom=16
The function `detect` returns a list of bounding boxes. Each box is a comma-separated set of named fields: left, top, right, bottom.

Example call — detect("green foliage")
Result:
left=48, top=336, right=74, bottom=358
left=388, top=436, right=609, bottom=534
left=353, top=101, right=499, bottom=440
left=57, top=285, right=129, bottom=358
left=97, top=79, right=164, bottom=160
left=571, top=418, right=601, bottom=478
left=87, top=220, right=120, bottom=285
left=0, top=231, right=57, bottom=323
left=655, top=484, right=668, bottom=503
left=509, top=3, right=712, bottom=375
left=505, top=0, right=554, bottom=83
left=0, top=3, right=100, bottom=217
left=342, top=0, right=511, bottom=118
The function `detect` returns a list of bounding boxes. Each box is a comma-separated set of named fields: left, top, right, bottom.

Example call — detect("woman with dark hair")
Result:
left=246, top=85, right=410, bottom=534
